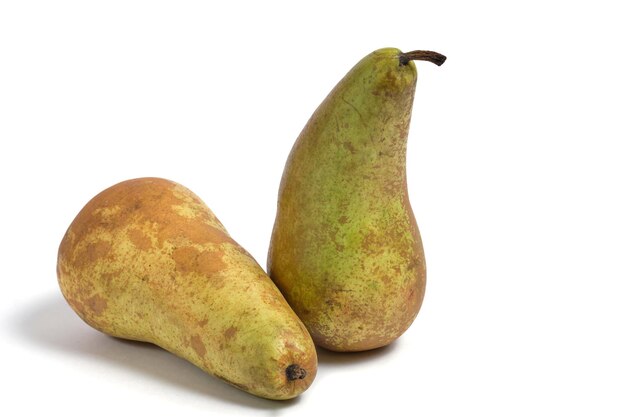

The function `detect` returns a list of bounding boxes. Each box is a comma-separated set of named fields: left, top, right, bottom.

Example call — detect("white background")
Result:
left=1, top=1, right=625, bottom=415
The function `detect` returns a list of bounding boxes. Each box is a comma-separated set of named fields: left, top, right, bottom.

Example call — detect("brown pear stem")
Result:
left=399, top=50, right=447, bottom=66
left=285, top=364, right=307, bottom=381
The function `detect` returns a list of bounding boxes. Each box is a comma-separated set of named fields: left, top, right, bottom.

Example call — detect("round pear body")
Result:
left=57, top=178, right=316, bottom=399
left=268, top=48, right=433, bottom=351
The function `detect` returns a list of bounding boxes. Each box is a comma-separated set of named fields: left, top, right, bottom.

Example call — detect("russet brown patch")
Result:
left=171, top=246, right=227, bottom=282
left=128, top=228, right=152, bottom=251
left=84, top=240, right=112, bottom=263
left=86, top=294, right=107, bottom=316
left=189, top=335, right=206, bottom=358
left=224, top=326, right=238, bottom=341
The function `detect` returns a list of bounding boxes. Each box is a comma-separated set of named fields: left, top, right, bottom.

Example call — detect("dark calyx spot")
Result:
left=285, top=364, right=307, bottom=381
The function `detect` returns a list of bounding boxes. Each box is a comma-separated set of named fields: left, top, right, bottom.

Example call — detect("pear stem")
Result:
left=399, top=50, right=447, bottom=66
left=285, top=364, right=307, bottom=381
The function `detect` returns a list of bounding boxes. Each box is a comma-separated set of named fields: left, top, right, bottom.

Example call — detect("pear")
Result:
left=268, top=48, right=445, bottom=352
left=57, top=178, right=316, bottom=400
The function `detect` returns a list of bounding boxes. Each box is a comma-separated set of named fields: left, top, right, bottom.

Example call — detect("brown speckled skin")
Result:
left=57, top=178, right=316, bottom=400
left=268, top=48, right=427, bottom=352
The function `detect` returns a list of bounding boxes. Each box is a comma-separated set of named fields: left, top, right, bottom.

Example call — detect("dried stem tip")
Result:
left=399, top=50, right=447, bottom=66
left=285, top=364, right=307, bottom=381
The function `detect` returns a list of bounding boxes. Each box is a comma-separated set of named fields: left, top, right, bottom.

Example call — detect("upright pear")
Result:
left=268, top=48, right=445, bottom=352
left=57, top=178, right=316, bottom=400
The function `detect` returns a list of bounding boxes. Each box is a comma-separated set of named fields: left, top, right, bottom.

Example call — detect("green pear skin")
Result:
left=57, top=178, right=317, bottom=400
left=268, top=48, right=445, bottom=352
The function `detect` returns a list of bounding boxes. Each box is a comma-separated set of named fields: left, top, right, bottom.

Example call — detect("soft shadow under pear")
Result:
left=10, top=292, right=302, bottom=410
